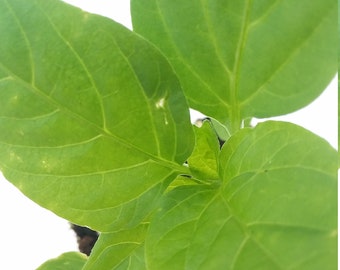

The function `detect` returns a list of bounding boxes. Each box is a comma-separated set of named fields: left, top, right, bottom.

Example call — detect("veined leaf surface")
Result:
left=187, top=120, right=220, bottom=181
left=145, top=121, right=337, bottom=269
left=0, top=0, right=194, bottom=231
left=131, top=0, right=337, bottom=130
left=83, top=223, right=147, bottom=270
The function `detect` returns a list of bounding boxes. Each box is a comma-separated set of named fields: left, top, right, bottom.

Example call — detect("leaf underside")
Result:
left=0, top=0, right=337, bottom=269
left=131, top=0, right=337, bottom=126
left=0, top=0, right=194, bottom=232
left=146, top=122, right=337, bottom=270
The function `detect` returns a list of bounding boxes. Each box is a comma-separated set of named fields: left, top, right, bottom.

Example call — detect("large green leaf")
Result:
left=37, top=252, right=87, bottom=270
left=145, top=121, right=337, bottom=269
left=131, top=0, right=337, bottom=131
left=0, top=0, right=194, bottom=231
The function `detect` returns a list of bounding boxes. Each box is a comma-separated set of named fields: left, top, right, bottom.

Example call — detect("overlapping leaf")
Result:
left=187, top=120, right=220, bottom=181
left=37, top=252, right=87, bottom=270
left=1, top=1, right=337, bottom=269
left=131, top=0, right=337, bottom=130
left=0, top=0, right=194, bottom=231
left=83, top=224, right=147, bottom=269
left=145, top=122, right=337, bottom=269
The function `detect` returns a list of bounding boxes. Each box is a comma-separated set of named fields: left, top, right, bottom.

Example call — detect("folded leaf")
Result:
left=131, top=0, right=337, bottom=129
left=145, top=121, right=337, bottom=269
left=187, top=120, right=220, bottom=181
left=0, top=0, right=194, bottom=231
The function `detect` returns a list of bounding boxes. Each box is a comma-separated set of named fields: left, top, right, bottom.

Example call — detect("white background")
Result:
left=0, top=1, right=337, bottom=269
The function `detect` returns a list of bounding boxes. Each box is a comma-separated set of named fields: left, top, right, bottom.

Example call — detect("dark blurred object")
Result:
left=71, top=224, right=99, bottom=256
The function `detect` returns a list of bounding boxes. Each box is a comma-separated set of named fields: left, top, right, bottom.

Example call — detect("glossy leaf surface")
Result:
left=0, top=0, right=194, bottom=231
left=131, top=0, right=337, bottom=128
left=37, top=252, right=87, bottom=270
left=145, top=122, right=337, bottom=270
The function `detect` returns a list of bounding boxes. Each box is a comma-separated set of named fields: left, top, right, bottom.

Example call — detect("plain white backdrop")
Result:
left=0, top=1, right=337, bottom=269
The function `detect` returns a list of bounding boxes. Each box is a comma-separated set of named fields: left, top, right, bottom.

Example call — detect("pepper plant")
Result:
left=0, top=0, right=337, bottom=269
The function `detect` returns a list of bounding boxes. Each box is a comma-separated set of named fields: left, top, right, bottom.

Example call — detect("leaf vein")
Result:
left=248, top=0, right=281, bottom=29
left=105, top=34, right=162, bottom=157
left=155, top=1, right=230, bottom=109
left=199, top=0, right=232, bottom=76
left=4, top=0, right=35, bottom=84
left=38, top=6, right=107, bottom=130
left=240, top=5, right=334, bottom=107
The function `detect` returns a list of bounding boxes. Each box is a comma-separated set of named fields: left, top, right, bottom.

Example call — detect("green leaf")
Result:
left=338, top=3, right=340, bottom=164
left=131, top=0, right=337, bottom=129
left=209, top=117, right=231, bottom=142
left=187, top=120, right=220, bottom=181
left=83, top=224, right=147, bottom=270
left=145, top=121, right=337, bottom=269
left=166, top=174, right=200, bottom=192
left=37, top=252, right=87, bottom=270
left=0, top=0, right=194, bottom=231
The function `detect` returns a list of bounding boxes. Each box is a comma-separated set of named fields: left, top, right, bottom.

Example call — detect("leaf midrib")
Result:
left=229, top=0, right=253, bottom=132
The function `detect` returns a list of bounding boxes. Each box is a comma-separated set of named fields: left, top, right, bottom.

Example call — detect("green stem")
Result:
left=229, top=0, right=253, bottom=135
left=230, top=106, right=242, bottom=134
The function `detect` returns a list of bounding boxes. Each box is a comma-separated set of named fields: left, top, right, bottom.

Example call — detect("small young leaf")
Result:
left=209, top=117, right=231, bottom=142
left=131, top=0, right=337, bottom=127
left=187, top=120, right=220, bottom=181
left=145, top=121, right=337, bottom=269
left=0, top=0, right=194, bottom=231
left=37, top=252, right=87, bottom=270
